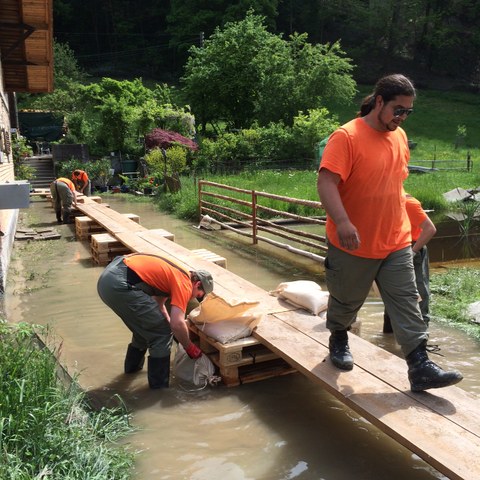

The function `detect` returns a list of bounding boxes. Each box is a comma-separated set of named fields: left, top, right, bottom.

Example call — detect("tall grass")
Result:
left=430, top=267, right=480, bottom=339
left=0, top=321, right=135, bottom=479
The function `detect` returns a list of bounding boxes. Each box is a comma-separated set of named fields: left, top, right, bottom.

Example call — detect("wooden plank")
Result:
left=268, top=310, right=480, bottom=438
left=136, top=229, right=175, bottom=243
left=254, top=311, right=480, bottom=480
left=191, top=248, right=227, bottom=268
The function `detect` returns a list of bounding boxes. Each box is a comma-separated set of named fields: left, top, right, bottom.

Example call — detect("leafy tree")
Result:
left=182, top=12, right=356, bottom=131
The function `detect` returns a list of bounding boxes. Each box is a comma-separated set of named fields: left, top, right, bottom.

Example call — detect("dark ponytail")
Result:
left=357, top=74, right=416, bottom=117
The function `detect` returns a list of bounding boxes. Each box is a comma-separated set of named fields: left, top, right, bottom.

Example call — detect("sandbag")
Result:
left=173, top=344, right=220, bottom=388
left=188, top=293, right=261, bottom=344
left=270, top=280, right=329, bottom=315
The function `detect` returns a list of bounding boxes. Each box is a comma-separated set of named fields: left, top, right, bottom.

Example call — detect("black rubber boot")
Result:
left=147, top=356, right=170, bottom=389
left=406, top=340, right=463, bottom=392
left=382, top=312, right=393, bottom=333
left=124, top=343, right=146, bottom=373
left=56, top=212, right=62, bottom=223
left=329, top=330, right=354, bottom=371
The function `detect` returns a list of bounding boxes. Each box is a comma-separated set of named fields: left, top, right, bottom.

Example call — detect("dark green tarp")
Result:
left=18, top=111, right=64, bottom=142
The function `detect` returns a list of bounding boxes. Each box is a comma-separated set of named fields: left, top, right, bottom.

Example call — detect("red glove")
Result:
left=185, top=343, right=202, bottom=359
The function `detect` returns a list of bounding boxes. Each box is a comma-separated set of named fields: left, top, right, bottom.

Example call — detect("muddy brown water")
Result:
left=5, top=195, right=479, bottom=480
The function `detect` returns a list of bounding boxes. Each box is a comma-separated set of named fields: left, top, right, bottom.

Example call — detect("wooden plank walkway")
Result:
left=72, top=196, right=480, bottom=480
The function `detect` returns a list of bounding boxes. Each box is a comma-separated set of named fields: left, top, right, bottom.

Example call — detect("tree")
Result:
left=181, top=12, right=356, bottom=130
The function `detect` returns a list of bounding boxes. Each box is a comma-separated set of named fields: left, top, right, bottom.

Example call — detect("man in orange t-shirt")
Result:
left=97, top=253, right=214, bottom=389
left=383, top=194, right=436, bottom=332
left=49, top=177, right=77, bottom=224
left=71, top=169, right=91, bottom=196
left=317, top=74, right=461, bottom=392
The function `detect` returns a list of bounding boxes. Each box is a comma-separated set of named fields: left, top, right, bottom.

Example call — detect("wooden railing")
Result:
left=198, top=180, right=327, bottom=263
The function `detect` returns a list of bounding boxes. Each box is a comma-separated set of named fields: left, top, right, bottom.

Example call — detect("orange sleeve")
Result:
left=405, top=197, right=427, bottom=241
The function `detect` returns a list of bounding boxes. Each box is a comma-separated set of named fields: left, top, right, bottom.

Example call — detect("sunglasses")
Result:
left=393, top=108, right=413, bottom=117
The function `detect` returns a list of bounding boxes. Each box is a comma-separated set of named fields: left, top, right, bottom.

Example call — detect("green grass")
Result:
left=430, top=267, right=480, bottom=339
left=0, top=321, right=135, bottom=479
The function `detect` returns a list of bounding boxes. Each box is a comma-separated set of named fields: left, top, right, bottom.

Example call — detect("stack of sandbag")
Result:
left=269, top=280, right=329, bottom=315
left=188, top=293, right=262, bottom=344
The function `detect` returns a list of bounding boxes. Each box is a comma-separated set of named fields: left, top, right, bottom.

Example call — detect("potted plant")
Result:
left=87, top=158, right=113, bottom=192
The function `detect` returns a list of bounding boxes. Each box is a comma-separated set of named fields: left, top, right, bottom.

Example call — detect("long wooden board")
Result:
left=73, top=195, right=480, bottom=479
left=255, top=310, right=480, bottom=480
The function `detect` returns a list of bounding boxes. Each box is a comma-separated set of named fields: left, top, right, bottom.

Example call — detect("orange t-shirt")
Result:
left=72, top=170, right=89, bottom=183
left=57, top=178, right=76, bottom=192
left=319, top=118, right=411, bottom=258
left=123, top=253, right=192, bottom=312
left=405, top=196, right=427, bottom=242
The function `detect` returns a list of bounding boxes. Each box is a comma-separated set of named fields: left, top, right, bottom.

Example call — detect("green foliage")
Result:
left=145, top=146, right=188, bottom=176
left=0, top=321, right=134, bottom=478
left=56, top=157, right=113, bottom=186
left=12, top=136, right=35, bottom=181
left=193, top=109, right=338, bottom=173
left=430, top=268, right=480, bottom=338
left=53, top=41, right=88, bottom=89
left=182, top=12, right=355, bottom=130
left=292, top=108, right=340, bottom=159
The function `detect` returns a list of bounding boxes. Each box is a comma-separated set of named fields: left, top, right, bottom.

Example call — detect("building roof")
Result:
left=0, top=0, right=54, bottom=93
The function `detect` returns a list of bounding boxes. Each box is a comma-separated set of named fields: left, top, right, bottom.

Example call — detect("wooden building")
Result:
left=0, top=0, right=54, bottom=290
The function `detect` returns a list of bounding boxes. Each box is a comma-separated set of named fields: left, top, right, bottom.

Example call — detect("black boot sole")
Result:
left=330, top=355, right=354, bottom=371
left=410, top=374, right=463, bottom=392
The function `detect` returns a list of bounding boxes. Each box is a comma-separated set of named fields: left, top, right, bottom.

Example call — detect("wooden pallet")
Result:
left=90, top=233, right=132, bottom=265
left=76, top=213, right=140, bottom=241
left=191, top=248, right=227, bottom=268
left=188, top=322, right=296, bottom=387
left=90, top=228, right=176, bottom=265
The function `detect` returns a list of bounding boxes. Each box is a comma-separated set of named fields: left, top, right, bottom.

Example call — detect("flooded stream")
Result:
left=5, top=195, right=479, bottom=480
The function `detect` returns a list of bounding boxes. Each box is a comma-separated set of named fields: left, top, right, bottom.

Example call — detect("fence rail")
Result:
left=409, top=154, right=473, bottom=172
left=198, top=181, right=327, bottom=263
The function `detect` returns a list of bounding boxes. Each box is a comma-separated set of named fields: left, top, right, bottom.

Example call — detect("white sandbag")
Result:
left=189, top=293, right=259, bottom=324
left=188, top=293, right=261, bottom=344
left=269, top=280, right=329, bottom=315
left=199, top=319, right=254, bottom=344
left=173, top=344, right=220, bottom=388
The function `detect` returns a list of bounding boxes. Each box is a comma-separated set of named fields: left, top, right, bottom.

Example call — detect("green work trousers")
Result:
left=97, top=256, right=173, bottom=358
left=324, top=243, right=428, bottom=356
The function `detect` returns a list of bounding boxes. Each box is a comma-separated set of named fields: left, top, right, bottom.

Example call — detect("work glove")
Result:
left=185, top=342, right=202, bottom=359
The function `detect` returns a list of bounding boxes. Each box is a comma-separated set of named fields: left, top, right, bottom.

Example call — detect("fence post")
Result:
left=252, top=190, right=257, bottom=245
left=467, top=152, right=472, bottom=172
left=198, top=180, right=203, bottom=221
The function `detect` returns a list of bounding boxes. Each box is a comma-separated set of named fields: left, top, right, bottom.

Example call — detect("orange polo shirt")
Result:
left=320, top=118, right=411, bottom=258
left=123, top=253, right=192, bottom=312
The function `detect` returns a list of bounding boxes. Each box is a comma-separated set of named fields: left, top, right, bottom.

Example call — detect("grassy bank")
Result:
left=430, top=266, right=480, bottom=340
left=0, top=321, right=135, bottom=479
left=151, top=167, right=479, bottom=221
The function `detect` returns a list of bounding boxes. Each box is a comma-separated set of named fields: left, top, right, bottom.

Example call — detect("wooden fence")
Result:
left=198, top=180, right=327, bottom=263
left=409, top=153, right=473, bottom=172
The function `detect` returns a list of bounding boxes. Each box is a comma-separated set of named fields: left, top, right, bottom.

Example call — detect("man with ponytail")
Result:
left=317, top=74, right=462, bottom=392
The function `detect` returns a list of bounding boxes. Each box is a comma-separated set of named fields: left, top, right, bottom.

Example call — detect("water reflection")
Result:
left=5, top=195, right=477, bottom=480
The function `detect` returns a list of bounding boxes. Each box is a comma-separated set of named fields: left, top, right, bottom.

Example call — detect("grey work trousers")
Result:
left=324, top=244, right=428, bottom=356
left=97, top=256, right=173, bottom=358
left=50, top=181, right=73, bottom=222
left=413, top=246, right=430, bottom=325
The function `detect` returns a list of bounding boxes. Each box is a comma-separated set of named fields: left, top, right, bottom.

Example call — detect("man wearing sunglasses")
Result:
left=317, top=73, right=462, bottom=392
left=97, top=253, right=213, bottom=389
